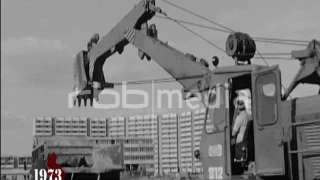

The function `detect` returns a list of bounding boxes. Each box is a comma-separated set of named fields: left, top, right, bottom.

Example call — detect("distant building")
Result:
left=158, top=113, right=179, bottom=174
left=33, top=108, right=207, bottom=175
left=85, top=117, right=108, bottom=138
left=31, top=136, right=155, bottom=173
left=1, top=156, right=32, bottom=169
left=55, top=117, right=87, bottom=136
left=179, top=111, right=193, bottom=172
left=18, top=156, right=32, bottom=169
left=88, top=137, right=155, bottom=173
left=108, top=117, right=126, bottom=137
left=1, top=156, right=15, bottom=169
left=193, top=109, right=205, bottom=173
left=33, top=116, right=53, bottom=136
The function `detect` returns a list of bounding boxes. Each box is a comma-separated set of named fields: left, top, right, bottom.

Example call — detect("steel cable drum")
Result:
left=225, top=32, right=256, bottom=62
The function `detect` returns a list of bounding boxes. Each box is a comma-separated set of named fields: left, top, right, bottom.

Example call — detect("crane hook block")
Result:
left=225, top=32, right=256, bottom=62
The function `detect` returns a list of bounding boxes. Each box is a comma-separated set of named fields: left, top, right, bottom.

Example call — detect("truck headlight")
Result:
left=208, top=144, right=222, bottom=157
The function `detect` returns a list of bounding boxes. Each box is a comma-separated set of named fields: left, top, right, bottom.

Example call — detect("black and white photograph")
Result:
left=1, top=0, right=320, bottom=180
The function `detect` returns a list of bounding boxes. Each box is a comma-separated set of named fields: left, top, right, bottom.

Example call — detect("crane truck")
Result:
left=72, top=0, right=320, bottom=179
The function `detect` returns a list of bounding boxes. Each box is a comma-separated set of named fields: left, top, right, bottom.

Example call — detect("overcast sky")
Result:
left=1, top=0, right=319, bottom=156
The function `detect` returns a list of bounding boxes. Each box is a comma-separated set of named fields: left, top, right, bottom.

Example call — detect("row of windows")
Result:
left=91, top=131, right=107, bottom=134
left=55, top=121, right=86, bottom=124
left=36, top=117, right=204, bottom=129
left=127, top=139, right=153, bottom=144
left=93, top=139, right=153, bottom=144
left=35, top=120, right=51, bottom=123
left=36, top=125, right=108, bottom=130
left=56, top=131, right=86, bottom=134
left=91, top=121, right=106, bottom=124
left=128, top=119, right=157, bottom=123
left=127, top=129, right=157, bottom=132
left=127, top=124, right=157, bottom=128
left=124, top=147, right=154, bottom=152
left=91, top=126, right=107, bottom=130
left=35, top=125, right=52, bottom=128
left=161, top=122, right=178, bottom=126
left=56, top=126, right=87, bottom=129
left=161, top=138, right=177, bottom=141
left=35, top=111, right=204, bottom=124
left=124, top=155, right=154, bottom=160
left=35, top=130, right=52, bottom=133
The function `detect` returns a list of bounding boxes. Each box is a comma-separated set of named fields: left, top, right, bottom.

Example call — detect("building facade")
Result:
left=33, top=108, right=206, bottom=175
left=1, top=156, right=32, bottom=169
left=88, top=137, right=155, bottom=173
left=108, top=116, right=125, bottom=137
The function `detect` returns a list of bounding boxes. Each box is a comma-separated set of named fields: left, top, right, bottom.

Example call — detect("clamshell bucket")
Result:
left=73, top=50, right=113, bottom=107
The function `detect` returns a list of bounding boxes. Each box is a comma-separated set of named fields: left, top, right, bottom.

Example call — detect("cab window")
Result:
left=256, top=73, right=278, bottom=126
left=204, top=85, right=225, bottom=133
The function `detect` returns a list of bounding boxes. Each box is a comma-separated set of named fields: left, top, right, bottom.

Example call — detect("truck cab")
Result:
left=198, top=64, right=286, bottom=179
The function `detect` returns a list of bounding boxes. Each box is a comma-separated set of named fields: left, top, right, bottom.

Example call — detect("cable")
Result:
left=155, top=14, right=310, bottom=47
left=161, top=14, right=297, bottom=60
left=255, top=50, right=292, bottom=99
left=237, top=53, right=293, bottom=56
left=111, top=74, right=206, bottom=86
left=158, top=13, right=292, bottom=99
left=251, top=37, right=310, bottom=43
left=253, top=57, right=295, bottom=60
left=256, top=53, right=292, bottom=56
left=256, top=50, right=269, bottom=66
left=160, top=0, right=235, bottom=33
left=155, top=15, right=231, bottom=33
left=162, top=14, right=226, bottom=53
left=253, top=39, right=308, bottom=46
left=158, top=15, right=296, bottom=56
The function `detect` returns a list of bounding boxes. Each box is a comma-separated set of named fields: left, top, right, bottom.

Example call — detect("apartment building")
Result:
left=179, top=111, right=193, bottom=172
left=1, top=156, right=32, bottom=169
left=108, top=116, right=126, bottom=137
left=33, top=116, right=53, bottom=136
left=18, top=156, right=32, bottom=169
left=89, top=117, right=108, bottom=138
left=193, top=109, right=205, bottom=173
left=158, top=113, right=179, bottom=174
left=34, top=117, right=109, bottom=138
left=89, top=137, right=155, bottom=173
left=178, top=109, right=205, bottom=173
left=32, top=108, right=207, bottom=175
left=127, top=115, right=158, bottom=139
left=55, top=117, right=87, bottom=136
left=1, top=156, right=15, bottom=169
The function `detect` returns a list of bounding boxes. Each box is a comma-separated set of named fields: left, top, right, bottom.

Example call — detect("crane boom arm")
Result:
left=72, top=0, right=213, bottom=107
left=89, top=0, right=160, bottom=62
left=123, top=27, right=212, bottom=92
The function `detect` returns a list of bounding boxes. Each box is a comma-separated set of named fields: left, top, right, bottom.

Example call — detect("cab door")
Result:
left=252, top=65, right=285, bottom=175
left=199, top=79, right=231, bottom=180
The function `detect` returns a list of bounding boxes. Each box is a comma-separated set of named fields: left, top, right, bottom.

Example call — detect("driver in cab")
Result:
left=231, top=89, right=253, bottom=159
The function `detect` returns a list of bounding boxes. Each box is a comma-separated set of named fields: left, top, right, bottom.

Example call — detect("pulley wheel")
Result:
left=225, top=34, right=238, bottom=57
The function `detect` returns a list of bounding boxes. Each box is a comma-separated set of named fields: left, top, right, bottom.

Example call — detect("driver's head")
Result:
left=236, top=89, right=251, bottom=99
left=236, top=100, right=246, bottom=112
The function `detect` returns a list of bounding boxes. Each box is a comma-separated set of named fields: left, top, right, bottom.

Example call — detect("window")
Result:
left=256, top=73, right=278, bottom=126
left=204, top=85, right=224, bottom=134
left=262, top=83, right=276, bottom=97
